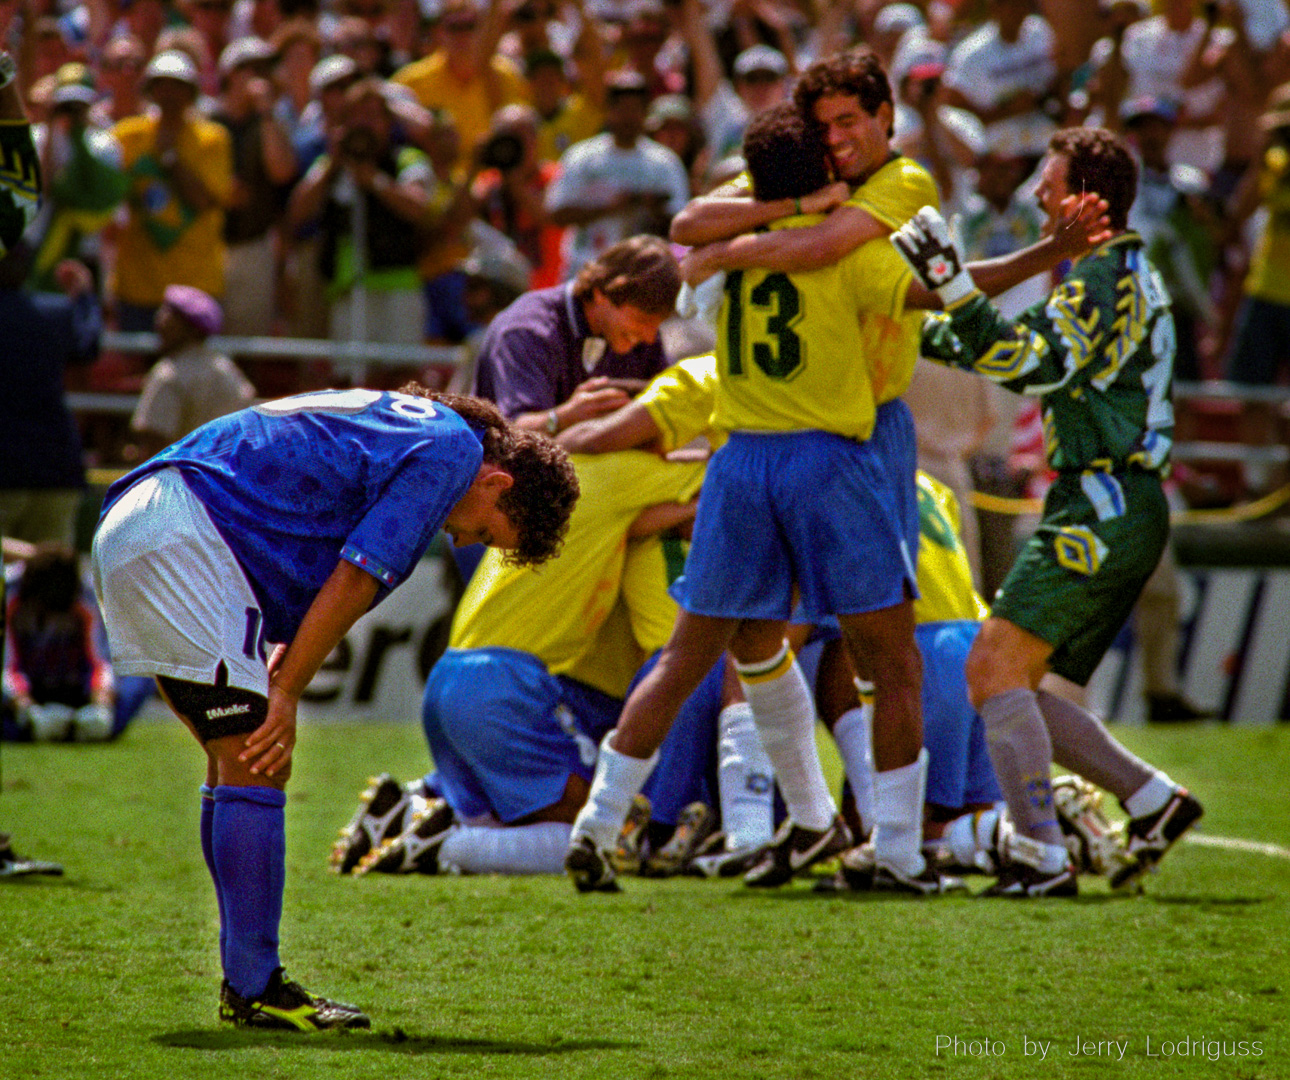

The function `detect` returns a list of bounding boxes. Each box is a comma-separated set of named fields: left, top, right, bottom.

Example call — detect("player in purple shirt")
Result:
left=91, top=387, right=577, bottom=1031
left=472, top=235, right=680, bottom=436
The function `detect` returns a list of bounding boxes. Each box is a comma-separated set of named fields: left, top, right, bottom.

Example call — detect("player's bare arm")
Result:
left=669, top=179, right=850, bottom=247
left=241, top=559, right=380, bottom=777
left=557, top=398, right=664, bottom=454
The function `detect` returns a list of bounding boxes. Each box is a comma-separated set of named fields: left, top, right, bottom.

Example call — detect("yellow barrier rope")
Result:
left=969, top=483, right=1290, bottom=524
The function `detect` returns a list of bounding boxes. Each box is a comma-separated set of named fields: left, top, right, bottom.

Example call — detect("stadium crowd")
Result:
left=1, top=0, right=1284, bottom=1033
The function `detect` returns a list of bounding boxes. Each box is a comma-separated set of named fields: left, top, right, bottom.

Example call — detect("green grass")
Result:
left=2, top=721, right=1288, bottom=1080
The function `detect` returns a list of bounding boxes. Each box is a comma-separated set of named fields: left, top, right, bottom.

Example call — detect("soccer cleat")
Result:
left=982, top=832, right=1077, bottom=898
left=684, top=832, right=762, bottom=879
left=873, top=861, right=967, bottom=895
left=1110, top=787, right=1203, bottom=890
left=0, top=834, right=63, bottom=877
left=818, top=842, right=965, bottom=895
left=1052, top=775, right=1136, bottom=880
left=219, top=967, right=371, bottom=1032
left=354, top=798, right=454, bottom=876
left=642, top=802, right=718, bottom=878
left=564, top=835, right=621, bottom=893
left=744, top=815, right=852, bottom=888
left=609, top=794, right=652, bottom=875
left=330, top=773, right=418, bottom=875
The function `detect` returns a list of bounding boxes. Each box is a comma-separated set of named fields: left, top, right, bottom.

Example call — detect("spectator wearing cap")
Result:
left=110, top=50, right=233, bottom=332
left=446, top=242, right=534, bottom=394
left=473, top=104, right=565, bottom=288
left=940, top=0, right=1059, bottom=160
left=29, top=63, right=128, bottom=291
left=129, top=284, right=255, bottom=460
left=546, top=68, right=689, bottom=278
left=1122, top=94, right=1220, bottom=382
left=285, top=76, right=433, bottom=355
left=390, top=0, right=528, bottom=168
left=279, top=54, right=359, bottom=339
left=527, top=49, right=604, bottom=166
left=679, top=0, right=790, bottom=177
left=211, top=36, right=298, bottom=335
left=645, top=94, right=707, bottom=192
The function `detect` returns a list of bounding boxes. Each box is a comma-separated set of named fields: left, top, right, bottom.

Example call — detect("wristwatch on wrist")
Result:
left=0, top=53, right=16, bottom=90
left=545, top=409, right=559, bottom=435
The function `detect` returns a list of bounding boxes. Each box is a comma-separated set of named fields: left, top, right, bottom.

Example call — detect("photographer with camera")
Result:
left=286, top=76, right=433, bottom=354
left=473, top=105, right=562, bottom=288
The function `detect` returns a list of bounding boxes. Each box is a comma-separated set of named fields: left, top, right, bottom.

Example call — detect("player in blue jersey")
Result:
left=90, top=387, right=577, bottom=1030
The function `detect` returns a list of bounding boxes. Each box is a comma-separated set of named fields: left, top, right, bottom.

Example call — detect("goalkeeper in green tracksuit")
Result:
left=892, top=127, right=1201, bottom=897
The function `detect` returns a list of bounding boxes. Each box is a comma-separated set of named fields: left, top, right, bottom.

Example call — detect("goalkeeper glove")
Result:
left=890, top=206, right=977, bottom=307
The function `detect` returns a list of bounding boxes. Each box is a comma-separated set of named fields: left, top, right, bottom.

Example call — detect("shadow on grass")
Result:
left=153, top=1029, right=636, bottom=1056
left=1149, top=895, right=1275, bottom=907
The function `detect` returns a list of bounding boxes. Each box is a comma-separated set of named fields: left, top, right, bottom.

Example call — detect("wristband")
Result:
left=545, top=409, right=559, bottom=435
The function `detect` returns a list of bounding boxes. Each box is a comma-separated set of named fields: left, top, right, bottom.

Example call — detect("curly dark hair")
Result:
left=793, top=47, right=893, bottom=140
left=743, top=102, right=831, bottom=202
left=1048, top=127, right=1138, bottom=232
left=399, top=386, right=579, bottom=567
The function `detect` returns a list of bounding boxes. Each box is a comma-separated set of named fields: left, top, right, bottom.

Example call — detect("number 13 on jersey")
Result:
left=722, top=270, right=806, bottom=381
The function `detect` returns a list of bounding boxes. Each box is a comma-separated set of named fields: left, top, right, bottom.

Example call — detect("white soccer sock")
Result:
left=569, top=730, right=657, bottom=852
left=716, top=702, right=775, bottom=851
left=873, top=748, right=928, bottom=877
left=736, top=643, right=836, bottom=831
left=1123, top=771, right=1177, bottom=819
left=438, top=822, right=570, bottom=875
left=833, top=697, right=876, bottom=838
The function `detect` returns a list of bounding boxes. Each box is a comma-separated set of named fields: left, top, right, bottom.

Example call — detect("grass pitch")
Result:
left=2, top=720, right=1287, bottom=1080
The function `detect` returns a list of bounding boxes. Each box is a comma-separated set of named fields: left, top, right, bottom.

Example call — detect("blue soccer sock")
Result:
left=213, top=785, right=287, bottom=1000
left=199, top=784, right=227, bottom=972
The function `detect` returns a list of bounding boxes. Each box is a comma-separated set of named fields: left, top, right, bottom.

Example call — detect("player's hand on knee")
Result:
left=239, top=691, right=296, bottom=778
left=890, top=206, right=977, bottom=307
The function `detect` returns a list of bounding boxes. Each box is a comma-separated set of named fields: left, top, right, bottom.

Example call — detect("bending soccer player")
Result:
left=91, top=388, right=577, bottom=1028
left=892, top=126, right=1203, bottom=897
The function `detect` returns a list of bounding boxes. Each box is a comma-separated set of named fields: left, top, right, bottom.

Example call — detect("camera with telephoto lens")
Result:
left=479, top=131, right=525, bottom=171
left=340, top=126, right=381, bottom=162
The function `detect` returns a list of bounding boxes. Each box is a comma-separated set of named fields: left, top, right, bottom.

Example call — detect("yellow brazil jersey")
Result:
left=450, top=450, right=703, bottom=697
left=912, top=471, right=989, bottom=625
left=711, top=220, right=911, bottom=439
left=847, top=154, right=939, bottom=407
left=391, top=51, right=529, bottom=163
left=639, top=354, right=725, bottom=452
left=535, top=93, right=603, bottom=166
left=111, top=114, right=232, bottom=306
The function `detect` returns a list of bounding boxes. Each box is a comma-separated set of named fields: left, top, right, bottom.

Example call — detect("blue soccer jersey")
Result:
left=100, top=388, right=484, bottom=643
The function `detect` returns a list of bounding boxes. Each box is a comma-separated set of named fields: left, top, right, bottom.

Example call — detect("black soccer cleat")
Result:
left=0, top=833, right=63, bottom=877
left=330, top=773, right=417, bottom=875
left=744, top=816, right=852, bottom=888
left=219, top=968, right=371, bottom=1032
left=355, top=798, right=455, bottom=875
left=982, top=860, right=1078, bottom=898
left=1110, top=788, right=1203, bottom=890
left=565, top=835, right=621, bottom=893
